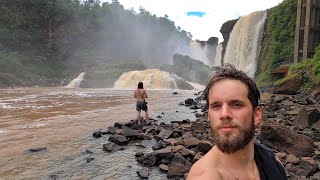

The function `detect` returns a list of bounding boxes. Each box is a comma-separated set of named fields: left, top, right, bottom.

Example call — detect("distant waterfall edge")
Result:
left=113, top=69, right=204, bottom=90
left=223, top=10, right=267, bottom=77
left=65, top=72, right=85, bottom=88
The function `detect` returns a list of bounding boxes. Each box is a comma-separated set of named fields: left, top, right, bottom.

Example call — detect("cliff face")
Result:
left=256, top=0, right=296, bottom=88
left=160, top=54, right=212, bottom=85
left=219, top=19, right=239, bottom=63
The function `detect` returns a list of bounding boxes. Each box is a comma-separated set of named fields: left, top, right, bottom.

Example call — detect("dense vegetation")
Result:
left=0, top=0, right=192, bottom=87
left=256, top=0, right=296, bottom=88
left=284, top=45, right=320, bottom=91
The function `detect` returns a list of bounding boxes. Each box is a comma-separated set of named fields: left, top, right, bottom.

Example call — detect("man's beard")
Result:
left=210, top=115, right=255, bottom=154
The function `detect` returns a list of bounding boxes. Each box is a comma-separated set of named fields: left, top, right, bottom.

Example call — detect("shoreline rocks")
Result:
left=92, top=89, right=320, bottom=179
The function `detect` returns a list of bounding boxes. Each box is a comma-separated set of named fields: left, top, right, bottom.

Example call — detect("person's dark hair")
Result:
left=137, top=82, right=144, bottom=89
left=203, top=64, right=260, bottom=108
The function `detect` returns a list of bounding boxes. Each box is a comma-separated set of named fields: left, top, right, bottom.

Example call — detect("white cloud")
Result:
left=106, top=0, right=283, bottom=42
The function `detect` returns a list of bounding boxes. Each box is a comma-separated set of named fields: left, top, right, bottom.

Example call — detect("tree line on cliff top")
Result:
left=0, top=0, right=192, bottom=83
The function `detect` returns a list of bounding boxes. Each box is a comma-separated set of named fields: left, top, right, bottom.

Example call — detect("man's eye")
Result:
left=210, top=104, right=220, bottom=109
left=232, top=103, right=242, bottom=108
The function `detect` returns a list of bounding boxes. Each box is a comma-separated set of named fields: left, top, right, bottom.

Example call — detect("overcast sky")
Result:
left=106, top=0, right=283, bottom=42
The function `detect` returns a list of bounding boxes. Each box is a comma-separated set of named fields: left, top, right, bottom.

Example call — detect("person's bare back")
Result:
left=134, top=89, right=148, bottom=101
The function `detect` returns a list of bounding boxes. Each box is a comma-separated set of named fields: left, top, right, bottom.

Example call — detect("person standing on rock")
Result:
left=134, top=82, right=149, bottom=125
left=187, top=64, right=287, bottom=180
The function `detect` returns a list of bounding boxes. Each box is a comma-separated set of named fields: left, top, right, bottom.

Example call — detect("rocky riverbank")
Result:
left=93, top=89, right=320, bottom=179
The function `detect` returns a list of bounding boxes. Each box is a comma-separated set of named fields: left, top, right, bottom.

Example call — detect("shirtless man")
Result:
left=187, top=64, right=287, bottom=180
left=134, top=82, right=149, bottom=125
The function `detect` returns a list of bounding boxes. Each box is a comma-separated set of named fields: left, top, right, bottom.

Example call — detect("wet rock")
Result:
left=136, top=152, right=158, bottom=167
left=28, top=147, right=47, bottom=152
left=108, top=135, right=128, bottom=145
left=84, top=150, right=93, bottom=154
left=137, top=139, right=156, bottom=148
left=152, top=140, right=167, bottom=150
left=159, top=164, right=169, bottom=171
left=157, top=129, right=173, bottom=139
left=190, top=105, right=198, bottom=109
left=136, top=168, right=149, bottom=179
left=185, top=98, right=194, bottom=106
left=154, top=146, right=173, bottom=159
left=92, top=131, right=102, bottom=138
left=121, top=126, right=142, bottom=138
left=103, top=142, right=122, bottom=152
left=86, top=157, right=94, bottom=163
left=135, top=152, right=144, bottom=157
left=167, top=153, right=192, bottom=178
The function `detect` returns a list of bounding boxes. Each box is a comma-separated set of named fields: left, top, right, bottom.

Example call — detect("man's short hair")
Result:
left=203, top=64, right=260, bottom=108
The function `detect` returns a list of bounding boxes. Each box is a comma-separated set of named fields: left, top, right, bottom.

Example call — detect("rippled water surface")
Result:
left=0, top=87, right=200, bottom=180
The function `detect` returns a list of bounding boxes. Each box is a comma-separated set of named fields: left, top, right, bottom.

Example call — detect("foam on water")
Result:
left=0, top=103, right=14, bottom=109
left=20, top=122, right=49, bottom=129
left=0, top=129, right=8, bottom=134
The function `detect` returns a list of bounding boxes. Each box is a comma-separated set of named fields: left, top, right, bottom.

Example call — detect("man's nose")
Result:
left=220, top=105, right=231, bottom=120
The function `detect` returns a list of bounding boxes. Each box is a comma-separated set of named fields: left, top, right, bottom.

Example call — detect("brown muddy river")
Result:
left=0, top=87, right=200, bottom=180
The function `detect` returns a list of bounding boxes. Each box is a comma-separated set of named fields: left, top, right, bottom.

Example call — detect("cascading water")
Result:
left=214, top=43, right=223, bottom=66
left=223, top=10, right=267, bottom=77
left=188, top=41, right=216, bottom=66
left=65, top=72, right=85, bottom=88
left=113, top=69, right=178, bottom=89
left=188, top=41, right=209, bottom=65
left=113, top=69, right=204, bottom=90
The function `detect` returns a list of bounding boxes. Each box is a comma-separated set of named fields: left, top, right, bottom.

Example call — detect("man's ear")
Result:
left=254, top=106, right=262, bottom=127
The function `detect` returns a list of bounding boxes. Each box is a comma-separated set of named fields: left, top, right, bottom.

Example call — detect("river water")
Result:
left=0, top=87, right=200, bottom=180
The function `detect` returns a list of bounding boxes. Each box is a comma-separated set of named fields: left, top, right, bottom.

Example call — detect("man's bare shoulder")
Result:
left=187, top=163, right=221, bottom=180
left=187, top=149, right=222, bottom=180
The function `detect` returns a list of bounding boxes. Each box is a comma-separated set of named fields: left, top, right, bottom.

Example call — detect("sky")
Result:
left=106, top=0, right=284, bottom=42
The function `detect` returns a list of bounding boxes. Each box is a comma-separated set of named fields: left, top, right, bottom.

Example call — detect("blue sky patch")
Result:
left=185, top=11, right=206, bottom=17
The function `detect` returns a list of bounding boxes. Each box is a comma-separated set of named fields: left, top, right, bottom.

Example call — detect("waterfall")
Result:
left=188, top=41, right=215, bottom=66
left=113, top=69, right=203, bottom=90
left=113, top=69, right=178, bottom=89
left=223, top=10, right=267, bottom=77
left=65, top=72, right=85, bottom=88
left=214, top=43, right=223, bottom=66
left=189, top=41, right=208, bottom=65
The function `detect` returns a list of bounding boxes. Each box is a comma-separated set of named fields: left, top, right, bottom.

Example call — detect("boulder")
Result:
left=294, top=107, right=319, bottom=129
left=272, top=75, right=302, bottom=95
left=259, top=121, right=315, bottom=157
left=167, top=153, right=192, bottom=178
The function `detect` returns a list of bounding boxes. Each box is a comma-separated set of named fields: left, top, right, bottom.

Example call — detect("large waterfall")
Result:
left=113, top=69, right=204, bottom=90
left=224, top=11, right=267, bottom=77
